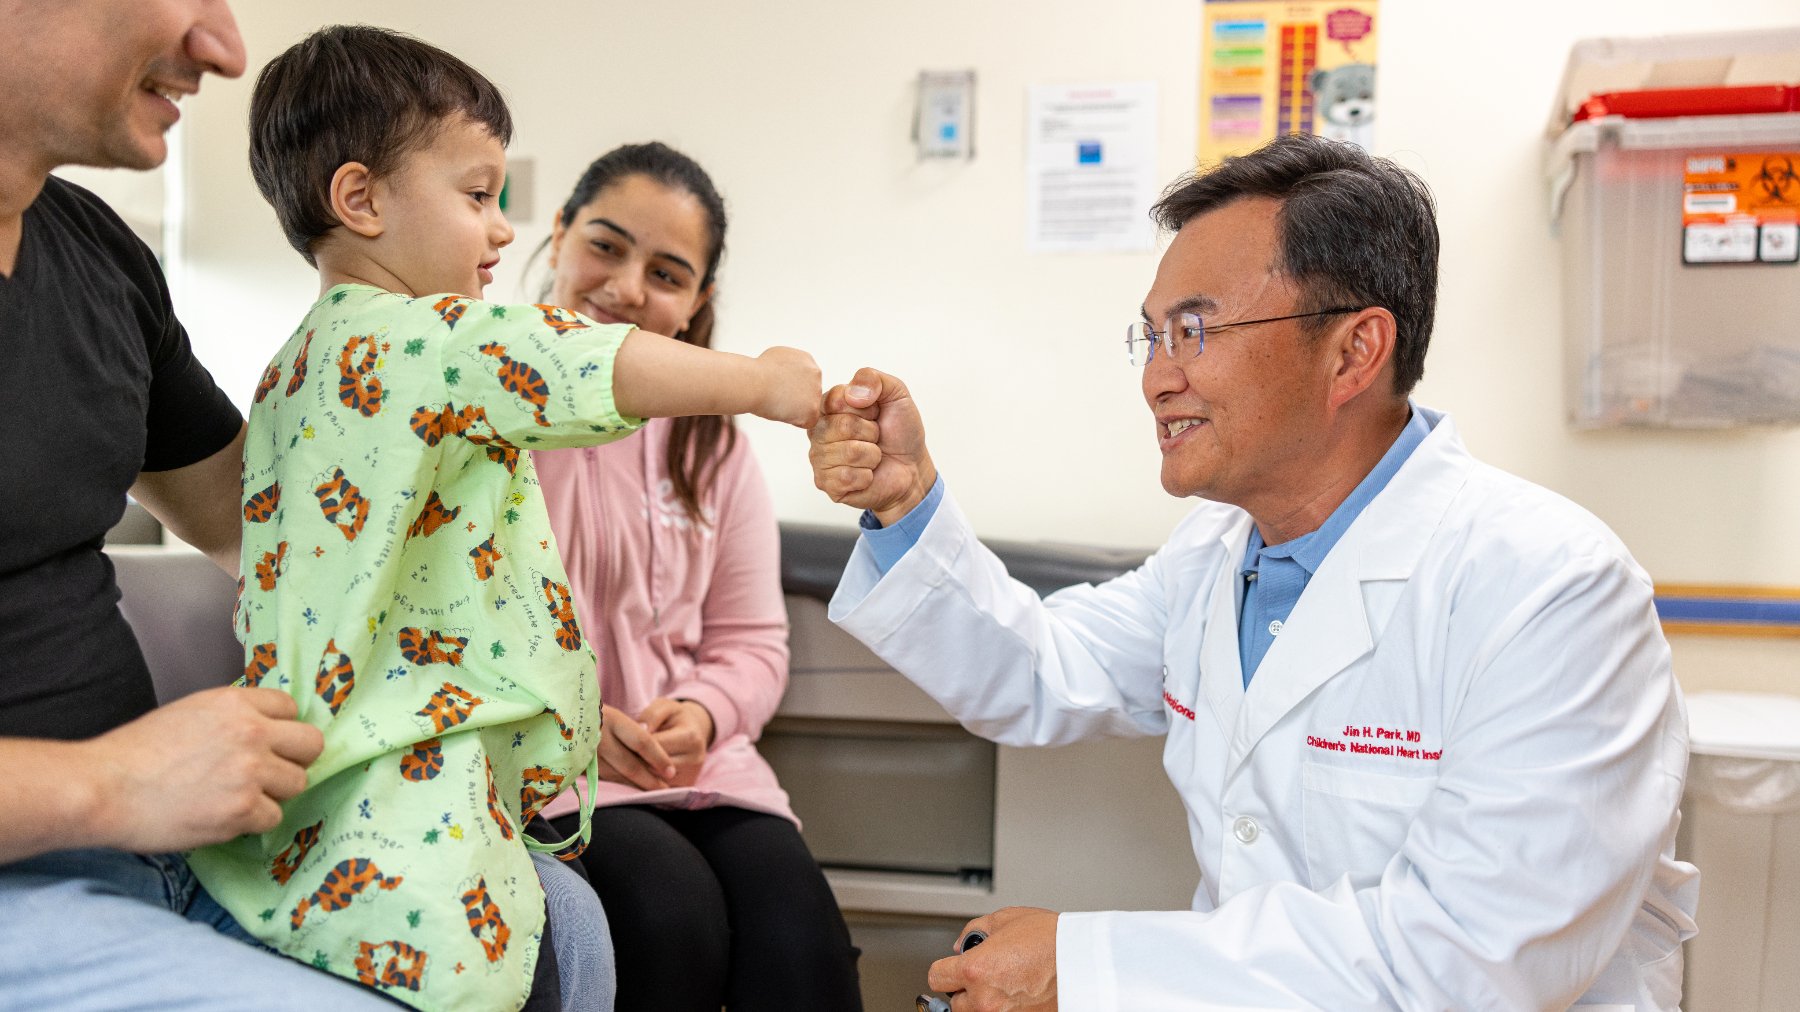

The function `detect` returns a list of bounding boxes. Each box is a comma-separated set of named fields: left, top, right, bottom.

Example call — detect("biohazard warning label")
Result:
left=1682, top=152, right=1800, bottom=265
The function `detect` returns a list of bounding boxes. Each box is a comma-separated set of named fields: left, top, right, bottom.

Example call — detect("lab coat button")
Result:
left=1268, top=620, right=1283, bottom=636
left=1232, top=816, right=1259, bottom=844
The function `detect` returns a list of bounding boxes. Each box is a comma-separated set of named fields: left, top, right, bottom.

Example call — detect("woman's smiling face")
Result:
left=547, top=173, right=715, bottom=339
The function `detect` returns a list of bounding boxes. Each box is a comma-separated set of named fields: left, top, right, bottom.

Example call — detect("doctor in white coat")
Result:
left=808, top=134, right=1697, bottom=1010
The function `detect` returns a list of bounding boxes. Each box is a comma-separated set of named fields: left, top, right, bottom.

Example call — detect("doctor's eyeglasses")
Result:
left=1124, top=307, right=1364, bottom=366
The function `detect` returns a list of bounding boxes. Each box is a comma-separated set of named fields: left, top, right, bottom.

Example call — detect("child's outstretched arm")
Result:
left=613, top=331, right=821, bottom=429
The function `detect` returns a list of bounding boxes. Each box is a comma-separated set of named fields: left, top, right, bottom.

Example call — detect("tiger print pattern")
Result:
left=477, top=342, right=552, bottom=428
left=314, top=468, right=370, bottom=542
left=539, top=578, right=582, bottom=651
left=355, top=939, right=428, bottom=992
left=253, top=362, right=282, bottom=403
left=336, top=334, right=384, bottom=417
left=519, top=765, right=564, bottom=822
left=243, top=482, right=281, bottom=523
left=289, top=858, right=402, bottom=930
left=459, top=877, right=511, bottom=963
left=315, top=640, right=355, bottom=715
left=404, top=490, right=461, bottom=540
left=254, top=542, right=288, bottom=592
left=268, top=820, right=323, bottom=885
left=408, top=403, right=520, bottom=475
left=398, top=738, right=443, bottom=782
left=434, top=295, right=470, bottom=330
left=285, top=329, right=314, bottom=396
left=397, top=627, right=468, bottom=666
left=415, top=682, right=483, bottom=732
left=482, top=757, right=514, bottom=841
left=243, top=642, right=277, bottom=688
left=533, top=303, right=590, bottom=335
left=468, top=535, right=502, bottom=580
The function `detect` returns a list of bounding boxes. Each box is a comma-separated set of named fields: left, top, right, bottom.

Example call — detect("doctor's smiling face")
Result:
left=1, top=0, right=246, bottom=173
left=1140, top=196, right=1350, bottom=511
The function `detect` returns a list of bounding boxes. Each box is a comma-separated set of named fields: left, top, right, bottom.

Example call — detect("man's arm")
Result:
left=810, top=367, right=938, bottom=526
left=130, top=423, right=246, bottom=574
left=0, top=686, right=323, bottom=864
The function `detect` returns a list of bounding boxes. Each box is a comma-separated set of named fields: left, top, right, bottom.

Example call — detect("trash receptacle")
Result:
left=1679, top=691, right=1800, bottom=1012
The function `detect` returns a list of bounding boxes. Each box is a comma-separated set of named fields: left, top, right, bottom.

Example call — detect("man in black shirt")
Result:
left=0, top=4, right=398, bottom=1006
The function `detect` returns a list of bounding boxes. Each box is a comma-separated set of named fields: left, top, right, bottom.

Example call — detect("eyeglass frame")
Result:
left=1125, top=306, right=1366, bottom=365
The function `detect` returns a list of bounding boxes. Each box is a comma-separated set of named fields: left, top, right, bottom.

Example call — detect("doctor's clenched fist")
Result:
left=809, top=367, right=939, bottom=525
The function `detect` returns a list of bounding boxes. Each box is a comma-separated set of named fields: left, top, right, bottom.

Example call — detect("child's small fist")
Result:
left=755, top=347, right=823, bottom=429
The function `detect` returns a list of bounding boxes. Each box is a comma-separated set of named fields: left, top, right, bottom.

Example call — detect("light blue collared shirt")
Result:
left=861, top=472, right=947, bottom=574
left=1237, top=405, right=1432, bottom=686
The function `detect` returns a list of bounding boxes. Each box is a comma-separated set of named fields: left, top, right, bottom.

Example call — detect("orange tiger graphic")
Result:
left=315, top=639, right=355, bottom=715
left=397, top=627, right=468, bottom=666
left=478, top=342, right=552, bottom=428
left=252, top=362, right=282, bottom=403
left=285, top=329, right=314, bottom=397
left=416, top=682, right=483, bottom=732
left=546, top=707, right=574, bottom=742
left=242, top=642, right=277, bottom=688
left=253, top=542, right=288, bottom=592
left=459, top=877, right=511, bottom=963
left=434, top=295, right=470, bottom=330
left=540, top=578, right=582, bottom=652
left=243, top=482, right=281, bottom=523
left=336, top=334, right=384, bottom=417
left=404, top=490, right=461, bottom=540
left=483, top=757, right=515, bottom=841
left=268, top=819, right=323, bottom=885
left=519, top=766, right=564, bottom=822
left=408, top=402, right=521, bottom=474
left=355, top=939, right=428, bottom=992
left=290, top=858, right=402, bottom=930
left=398, top=737, right=443, bottom=782
left=314, top=468, right=370, bottom=542
left=468, top=535, right=502, bottom=580
left=533, top=303, right=590, bottom=335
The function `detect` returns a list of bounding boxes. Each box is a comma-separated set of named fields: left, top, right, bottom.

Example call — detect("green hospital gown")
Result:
left=186, top=284, right=640, bottom=1011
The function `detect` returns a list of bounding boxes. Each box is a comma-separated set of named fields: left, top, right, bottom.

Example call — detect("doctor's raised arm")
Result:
left=807, top=133, right=1697, bottom=1011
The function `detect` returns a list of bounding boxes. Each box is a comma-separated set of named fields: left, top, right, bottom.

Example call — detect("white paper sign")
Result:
left=1026, top=82, right=1159, bottom=254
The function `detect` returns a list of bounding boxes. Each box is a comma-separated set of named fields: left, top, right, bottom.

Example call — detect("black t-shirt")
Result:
left=0, top=176, right=242, bottom=740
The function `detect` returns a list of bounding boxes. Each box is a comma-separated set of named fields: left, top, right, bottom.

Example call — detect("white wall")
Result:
left=173, top=0, right=1800, bottom=595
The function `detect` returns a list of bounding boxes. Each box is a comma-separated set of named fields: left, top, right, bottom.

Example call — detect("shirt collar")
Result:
left=1242, top=403, right=1433, bottom=577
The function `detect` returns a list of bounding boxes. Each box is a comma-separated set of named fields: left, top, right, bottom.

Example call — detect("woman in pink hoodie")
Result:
left=533, top=144, right=860, bottom=1012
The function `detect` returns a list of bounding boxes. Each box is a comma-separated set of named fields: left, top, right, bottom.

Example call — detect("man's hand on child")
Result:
left=754, top=347, right=823, bottom=429
left=80, top=686, right=324, bottom=853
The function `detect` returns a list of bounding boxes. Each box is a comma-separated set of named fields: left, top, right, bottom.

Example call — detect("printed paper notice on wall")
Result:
left=1198, top=0, right=1379, bottom=166
left=1682, top=152, right=1800, bottom=265
left=1026, top=82, right=1159, bottom=254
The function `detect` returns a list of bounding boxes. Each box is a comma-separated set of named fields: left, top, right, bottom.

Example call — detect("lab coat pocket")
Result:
left=1300, top=762, right=1436, bottom=891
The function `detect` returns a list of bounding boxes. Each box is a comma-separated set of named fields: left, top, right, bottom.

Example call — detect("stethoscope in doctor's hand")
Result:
left=916, top=930, right=987, bottom=1012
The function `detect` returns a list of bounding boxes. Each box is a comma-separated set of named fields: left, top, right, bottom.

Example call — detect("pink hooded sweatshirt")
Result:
left=533, top=417, right=796, bottom=825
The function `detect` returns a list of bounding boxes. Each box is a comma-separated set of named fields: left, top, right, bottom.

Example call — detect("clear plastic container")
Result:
left=1549, top=112, right=1800, bottom=428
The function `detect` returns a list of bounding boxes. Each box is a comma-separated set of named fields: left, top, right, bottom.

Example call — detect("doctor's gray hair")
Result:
left=1150, top=133, right=1438, bottom=395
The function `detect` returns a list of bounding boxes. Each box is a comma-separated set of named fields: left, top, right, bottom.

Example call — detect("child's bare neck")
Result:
left=315, top=244, right=416, bottom=299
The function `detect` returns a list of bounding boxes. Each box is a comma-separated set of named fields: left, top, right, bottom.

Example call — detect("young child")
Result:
left=184, top=26, right=820, bottom=1011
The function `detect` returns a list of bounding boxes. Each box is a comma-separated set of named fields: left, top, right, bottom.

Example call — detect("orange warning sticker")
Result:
left=1682, top=152, right=1800, bottom=265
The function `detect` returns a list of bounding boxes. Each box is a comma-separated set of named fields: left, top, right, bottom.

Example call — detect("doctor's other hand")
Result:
left=810, top=367, right=937, bottom=526
left=595, top=703, right=674, bottom=791
left=928, top=906, right=1059, bottom=1012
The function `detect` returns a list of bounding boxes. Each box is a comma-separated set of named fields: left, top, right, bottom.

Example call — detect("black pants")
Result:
left=550, top=805, right=861, bottom=1012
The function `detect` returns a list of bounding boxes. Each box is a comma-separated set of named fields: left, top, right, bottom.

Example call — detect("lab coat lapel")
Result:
left=1226, top=412, right=1475, bottom=773
left=1198, top=513, right=1254, bottom=741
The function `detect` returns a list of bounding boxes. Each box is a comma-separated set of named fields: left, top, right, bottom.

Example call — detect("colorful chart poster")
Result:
left=1198, top=1, right=1379, bottom=166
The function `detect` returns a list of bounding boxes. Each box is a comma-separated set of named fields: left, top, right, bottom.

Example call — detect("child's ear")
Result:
left=329, top=162, right=383, bottom=239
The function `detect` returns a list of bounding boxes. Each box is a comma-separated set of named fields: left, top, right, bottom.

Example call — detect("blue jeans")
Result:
left=0, top=847, right=614, bottom=1011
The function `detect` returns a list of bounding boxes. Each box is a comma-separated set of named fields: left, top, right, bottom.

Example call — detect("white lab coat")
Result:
left=830, top=409, right=1698, bottom=1011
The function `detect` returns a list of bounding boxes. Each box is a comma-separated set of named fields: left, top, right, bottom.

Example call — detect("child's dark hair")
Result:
left=553, top=143, right=734, bottom=525
left=248, top=24, right=512, bottom=266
